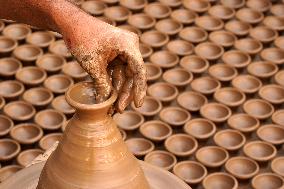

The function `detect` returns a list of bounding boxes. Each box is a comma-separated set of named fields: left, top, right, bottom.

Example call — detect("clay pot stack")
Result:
left=0, top=0, right=284, bottom=188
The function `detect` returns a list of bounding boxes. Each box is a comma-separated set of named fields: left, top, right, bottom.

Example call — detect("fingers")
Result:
left=116, top=77, right=133, bottom=113
left=111, top=60, right=126, bottom=93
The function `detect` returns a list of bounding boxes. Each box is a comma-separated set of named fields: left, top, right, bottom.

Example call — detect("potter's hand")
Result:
left=62, top=17, right=147, bottom=112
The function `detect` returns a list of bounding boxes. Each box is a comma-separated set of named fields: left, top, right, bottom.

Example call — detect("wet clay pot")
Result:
left=113, top=110, right=144, bottom=131
left=144, top=150, right=177, bottom=171
left=208, top=64, right=238, bottom=82
left=51, top=95, right=75, bottom=116
left=203, top=173, right=238, bottom=189
left=48, top=40, right=72, bottom=59
left=4, top=101, right=35, bottom=121
left=258, top=84, right=284, bottom=105
left=162, top=68, right=193, bottom=88
left=195, top=16, right=224, bottom=32
left=125, top=138, right=155, bottom=157
left=194, top=42, right=224, bottom=61
left=104, top=6, right=131, bottom=22
left=0, top=36, right=18, bottom=57
left=234, top=38, right=263, bottom=55
left=144, top=3, right=171, bottom=19
left=227, top=113, right=260, bottom=133
left=13, top=45, right=43, bottom=63
left=127, top=13, right=156, bottom=30
left=165, top=134, right=198, bottom=157
left=243, top=141, right=277, bottom=162
left=166, top=40, right=194, bottom=56
left=220, top=0, right=245, bottom=9
left=0, top=165, right=22, bottom=182
left=275, top=70, right=284, bottom=87
left=252, top=173, right=284, bottom=189
left=184, top=118, right=216, bottom=141
left=16, top=66, right=47, bottom=87
left=0, top=139, right=21, bottom=161
left=159, top=107, right=191, bottom=127
left=231, top=75, right=262, bottom=94
left=272, top=109, right=284, bottom=126
left=213, top=129, right=246, bottom=151
left=150, top=50, right=179, bottom=69
left=39, top=133, right=63, bottom=151
left=209, top=30, right=237, bottom=48
left=16, top=149, right=44, bottom=167
left=120, top=0, right=147, bottom=11
left=249, top=26, right=278, bottom=43
left=140, top=44, right=153, bottom=59
left=200, top=103, right=232, bottom=123
left=170, top=9, right=197, bottom=25
left=0, top=115, right=13, bottom=137
left=0, top=80, right=25, bottom=100
left=173, top=161, right=207, bottom=185
left=35, top=109, right=66, bottom=130
left=214, top=87, right=246, bottom=107
left=263, top=16, right=284, bottom=31
left=26, top=32, right=55, bottom=48
left=22, top=87, right=53, bottom=108
left=260, top=48, right=284, bottom=65
left=224, top=20, right=251, bottom=36
left=208, top=5, right=235, bottom=20
left=243, top=99, right=274, bottom=120
left=0, top=57, right=22, bottom=78
left=256, top=124, right=284, bottom=145
left=191, top=77, right=221, bottom=95
left=147, top=82, right=178, bottom=104
left=195, top=146, right=229, bottom=168
left=145, top=63, right=162, bottom=82
left=44, top=74, right=74, bottom=94
left=177, top=91, right=208, bottom=112
left=236, top=8, right=264, bottom=24
left=180, top=55, right=209, bottom=74
left=139, top=120, right=172, bottom=142
left=81, top=0, right=107, bottom=15
left=155, top=18, right=183, bottom=36
left=183, top=0, right=210, bottom=13
left=10, top=123, right=43, bottom=144
left=222, top=50, right=251, bottom=69
left=179, top=27, right=208, bottom=44
left=246, top=0, right=271, bottom=12
left=36, top=54, right=66, bottom=74
left=131, top=96, right=162, bottom=117
left=140, top=30, right=169, bottom=48
left=271, top=157, right=284, bottom=177
left=225, top=157, right=259, bottom=180
left=2, top=24, right=32, bottom=41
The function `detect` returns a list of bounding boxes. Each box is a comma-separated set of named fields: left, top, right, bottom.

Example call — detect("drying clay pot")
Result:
left=10, top=123, right=43, bottom=144
left=48, top=40, right=72, bottom=59
left=0, top=80, right=24, bottom=100
left=0, top=165, right=22, bottom=182
left=145, top=63, right=162, bottom=82
left=184, top=118, right=216, bottom=140
left=263, top=16, right=284, bottom=31
left=44, top=74, right=74, bottom=94
left=4, top=101, right=35, bottom=121
left=191, top=77, right=221, bottom=95
left=256, top=124, right=284, bottom=145
left=81, top=0, right=107, bottom=15
left=120, top=0, right=147, bottom=10
left=150, top=50, right=179, bottom=68
left=208, top=64, right=238, bottom=82
left=220, top=0, right=245, bottom=9
left=195, top=146, right=229, bottom=168
left=194, top=42, right=224, bottom=61
left=140, top=30, right=169, bottom=48
left=0, top=96, right=5, bottom=110
left=159, top=107, right=191, bottom=127
left=200, top=103, right=232, bottom=123
left=270, top=4, right=284, bottom=17
left=51, top=95, right=75, bottom=116
left=222, top=50, right=251, bottom=68
left=183, top=0, right=210, bottom=13
left=127, top=14, right=156, bottom=30
left=234, top=38, right=263, bottom=55
left=236, top=8, right=264, bottom=24
left=119, top=129, right=127, bottom=141
left=2, top=24, right=32, bottom=41
left=49, top=31, right=62, bottom=39
left=247, top=61, right=278, bottom=79
left=39, top=133, right=62, bottom=151
left=26, top=32, right=55, bottom=48
left=173, top=161, right=207, bottom=185
left=232, top=75, right=262, bottom=94
left=225, top=157, right=259, bottom=179
left=195, top=16, right=224, bottom=31
left=0, top=20, right=4, bottom=32
left=0, top=36, right=18, bottom=56
left=144, top=3, right=171, bottom=19
left=36, top=54, right=66, bottom=73
left=104, top=6, right=131, bottom=22
left=177, top=91, right=208, bottom=112
left=113, top=110, right=144, bottom=131
left=165, top=134, right=198, bottom=157
left=272, top=109, right=284, bottom=126
left=275, top=70, right=284, bottom=87
left=159, top=0, right=181, bottom=7
left=213, top=129, right=246, bottom=151
left=224, top=20, right=251, bottom=36
left=155, top=18, right=183, bottom=36
left=249, top=26, right=278, bottom=43
left=260, top=48, right=284, bottom=65
left=144, top=150, right=177, bottom=171
left=118, top=25, right=142, bottom=37
left=243, top=141, right=277, bottom=162
left=246, top=0, right=271, bottom=12
left=271, top=157, right=284, bottom=177
left=101, top=0, right=118, bottom=5
left=209, top=30, right=237, bottom=48
left=170, top=9, right=197, bottom=25
left=214, top=87, right=246, bottom=107
left=139, top=120, right=172, bottom=142
left=0, top=115, right=13, bottom=137
left=227, top=113, right=260, bottom=133
left=23, top=87, right=53, bottom=108
left=62, top=61, right=87, bottom=81
left=0, top=139, right=21, bottom=161
left=16, top=149, right=44, bottom=167
left=125, top=138, right=155, bottom=157
left=131, top=96, right=162, bottom=117
left=179, top=27, right=208, bottom=44
left=166, top=40, right=194, bottom=56
left=0, top=57, right=22, bottom=78
left=252, top=173, right=284, bottom=189
left=13, top=45, right=43, bottom=63
left=259, top=84, right=284, bottom=104
left=97, top=16, right=116, bottom=26
left=16, top=66, right=46, bottom=87
left=202, top=173, right=238, bottom=189
left=35, top=109, right=66, bottom=130
left=208, top=5, right=235, bottom=20
left=180, top=55, right=209, bottom=74
left=162, top=68, right=193, bottom=88
left=147, top=82, right=178, bottom=103
left=139, top=44, right=153, bottom=59
left=243, top=99, right=274, bottom=120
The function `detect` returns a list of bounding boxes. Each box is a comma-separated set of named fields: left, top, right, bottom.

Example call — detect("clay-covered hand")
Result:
left=62, top=16, right=147, bottom=112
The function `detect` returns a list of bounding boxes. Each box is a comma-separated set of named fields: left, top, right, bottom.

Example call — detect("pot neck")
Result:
left=75, top=105, right=111, bottom=122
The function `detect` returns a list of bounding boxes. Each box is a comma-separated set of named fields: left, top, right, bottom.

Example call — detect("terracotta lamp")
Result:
left=0, top=81, right=189, bottom=189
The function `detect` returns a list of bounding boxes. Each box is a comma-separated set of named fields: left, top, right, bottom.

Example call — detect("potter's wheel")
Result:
left=0, top=161, right=191, bottom=189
